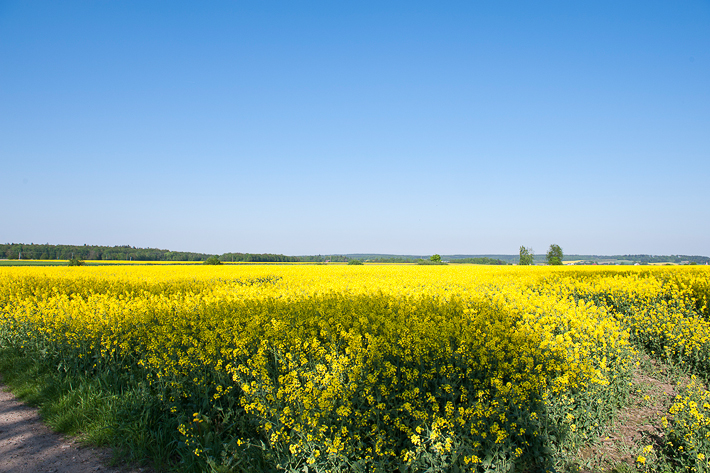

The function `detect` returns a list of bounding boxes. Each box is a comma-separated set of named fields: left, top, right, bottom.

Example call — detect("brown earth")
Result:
left=0, top=381, right=149, bottom=473
left=577, top=356, right=681, bottom=471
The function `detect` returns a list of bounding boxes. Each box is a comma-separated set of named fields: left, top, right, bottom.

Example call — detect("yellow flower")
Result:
left=6, top=262, right=705, bottom=469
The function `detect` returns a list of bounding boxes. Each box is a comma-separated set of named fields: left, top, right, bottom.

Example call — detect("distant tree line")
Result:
left=367, top=257, right=419, bottom=263
left=219, top=253, right=299, bottom=263
left=449, top=257, right=508, bottom=265
left=0, top=244, right=297, bottom=263
left=0, top=243, right=209, bottom=261
left=298, top=255, right=351, bottom=262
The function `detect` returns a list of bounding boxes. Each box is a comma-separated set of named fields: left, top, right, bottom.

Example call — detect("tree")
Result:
left=519, top=246, right=534, bottom=265
left=430, top=254, right=442, bottom=263
left=204, top=256, right=222, bottom=265
left=546, top=244, right=563, bottom=265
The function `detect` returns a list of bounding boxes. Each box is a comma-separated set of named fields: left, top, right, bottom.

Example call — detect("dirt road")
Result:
left=0, top=382, right=148, bottom=473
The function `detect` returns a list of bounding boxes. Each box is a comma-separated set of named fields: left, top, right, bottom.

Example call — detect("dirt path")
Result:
left=577, top=355, right=681, bottom=471
left=0, top=382, right=148, bottom=473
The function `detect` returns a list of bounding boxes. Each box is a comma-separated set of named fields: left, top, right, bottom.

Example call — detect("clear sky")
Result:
left=1, top=1, right=708, bottom=256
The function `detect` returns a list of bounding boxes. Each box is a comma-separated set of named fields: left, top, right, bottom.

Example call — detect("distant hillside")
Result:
left=344, top=254, right=710, bottom=265
left=550, top=254, right=709, bottom=265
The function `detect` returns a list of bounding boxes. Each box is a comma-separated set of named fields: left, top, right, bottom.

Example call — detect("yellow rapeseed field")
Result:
left=1, top=265, right=709, bottom=471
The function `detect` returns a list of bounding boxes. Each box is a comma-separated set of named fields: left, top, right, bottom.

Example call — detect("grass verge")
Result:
left=0, top=346, right=178, bottom=471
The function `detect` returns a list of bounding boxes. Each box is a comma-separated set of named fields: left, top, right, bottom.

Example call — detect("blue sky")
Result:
left=1, top=1, right=708, bottom=256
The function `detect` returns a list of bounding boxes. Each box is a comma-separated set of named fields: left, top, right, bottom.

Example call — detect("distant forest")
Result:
left=2, top=244, right=708, bottom=265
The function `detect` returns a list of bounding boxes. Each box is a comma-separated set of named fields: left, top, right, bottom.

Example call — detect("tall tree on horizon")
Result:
left=519, top=246, right=534, bottom=265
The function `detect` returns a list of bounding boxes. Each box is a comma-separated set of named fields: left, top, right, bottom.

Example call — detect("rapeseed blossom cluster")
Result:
left=0, top=265, right=708, bottom=471
left=567, top=269, right=710, bottom=372
left=661, top=377, right=710, bottom=471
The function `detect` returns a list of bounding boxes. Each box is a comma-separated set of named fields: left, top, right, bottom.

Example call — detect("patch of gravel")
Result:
left=0, top=381, right=149, bottom=473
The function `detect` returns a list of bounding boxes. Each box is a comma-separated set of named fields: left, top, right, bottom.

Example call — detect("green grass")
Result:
left=0, top=347, right=178, bottom=470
